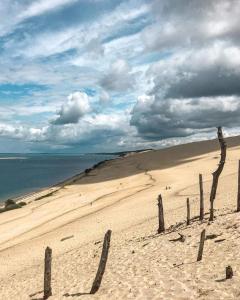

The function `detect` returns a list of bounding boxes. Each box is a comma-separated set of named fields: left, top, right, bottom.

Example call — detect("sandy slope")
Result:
left=1, top=136, right=240, bottom=299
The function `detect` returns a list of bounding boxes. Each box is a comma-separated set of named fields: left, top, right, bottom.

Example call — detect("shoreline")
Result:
left=5, top=149, right=152, bottom=206
left=0, top=154, right=123, bottom=208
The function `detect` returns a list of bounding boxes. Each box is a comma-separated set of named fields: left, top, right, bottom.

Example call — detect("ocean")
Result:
left=0, top=153, right=116, bottom=202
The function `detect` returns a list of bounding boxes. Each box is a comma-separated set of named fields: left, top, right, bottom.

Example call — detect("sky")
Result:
left=0, top=0, right=240, bottom=153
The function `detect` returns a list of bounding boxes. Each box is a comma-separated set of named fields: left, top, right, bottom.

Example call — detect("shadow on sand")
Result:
left=59, top=136, right=240, bottom=187
left=63, top=292, right=90, bottom=297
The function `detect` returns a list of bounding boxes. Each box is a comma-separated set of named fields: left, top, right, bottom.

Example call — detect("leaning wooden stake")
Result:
left=209, top=127, right=227, bottom=221
left=199, top=174, right=204, bottom=221
left=186, top=198, right=190, bottom=225
left=226, top=266, right=233, bottom=279
left=43, top=247, right=52, bottom=300
left=90, top=230, right=112, bottom=294
left=157, top=194, right=165, bottom=233
left=237, top=161, right=240, bottom=212
left=197, top=229, right=206, bottom=261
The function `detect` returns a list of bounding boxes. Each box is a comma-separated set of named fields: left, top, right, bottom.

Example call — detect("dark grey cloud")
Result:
left=150, top=48, right=240, bottom=99
left=131, top=47, right=240, bottom=139
left=131, top=0, right=240, bottom=141
left=131, top=96, right=240, bottom=140
left=151, top=0, right=215, bottom=21
left=165, top=68, right=240, bottom=99
left=143, top=0, right=240, bottom=52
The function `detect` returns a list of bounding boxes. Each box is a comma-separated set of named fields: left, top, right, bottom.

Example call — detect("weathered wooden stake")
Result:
left=187, top=198, right=190, bottom=226
left=197, top=229, right=206, bottom=262
left=157, top=194, right=165, bottom=233
left=237, top=160, right=240, bottom=212
left=209, top=127, right=227, bottom=221
left=43, top=247, right=52, bottom=300
left=90, top=230, right=112, bottom=294
left=226, top=266, right=233, bottom=279
left=199, top=174, right=204, bottom=221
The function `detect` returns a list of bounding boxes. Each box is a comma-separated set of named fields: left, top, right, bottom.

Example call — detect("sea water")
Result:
left=0, top=153, right=116, bottom=202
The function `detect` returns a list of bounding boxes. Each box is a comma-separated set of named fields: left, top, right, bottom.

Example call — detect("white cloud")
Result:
left=99, top=90, right=110, bottom=104
left=52, top=92, right=91, bottom=125
left=0, top=110, right=134, bottom=151
left=100, top=59, right=136, bottom=92
left=16, top=28, right=79, bottom=58
left=0, top=0, right=77, bottom=38
left=19, top=0, right=77, bottom=20
left=4, top=0, right=150, bottom=60
left=0, top=123, right=46, bottom=141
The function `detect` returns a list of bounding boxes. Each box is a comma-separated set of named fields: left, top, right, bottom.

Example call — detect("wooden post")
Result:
left=226, top=266, right=233, bottom=279
left=157, top=194, right=165, bottom=233
left=187, top=198, right=190, bottom=225
left=209, top=127, right=227, bottom=221
left=197, top=229, right=206, bottom=262
left=90, top=230, right=112, bottom=294
left=237, top=161, right=240, bottom=212
left=199, top=174, right=204, bottom=221
left=43, top=247, right=52, bottom=300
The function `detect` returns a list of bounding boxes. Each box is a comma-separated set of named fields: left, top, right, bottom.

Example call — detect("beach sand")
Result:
left=1, top=136, right=240, bottom=299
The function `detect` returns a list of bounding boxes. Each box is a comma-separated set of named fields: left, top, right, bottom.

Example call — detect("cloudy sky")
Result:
left=0, top=0, right=240, bottom=153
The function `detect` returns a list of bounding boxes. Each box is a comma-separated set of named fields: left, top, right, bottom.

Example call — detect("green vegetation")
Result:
left=0, top=199, right=22, bottom=214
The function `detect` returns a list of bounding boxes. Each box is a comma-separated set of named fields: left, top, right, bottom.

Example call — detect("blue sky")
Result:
left=0, top=0, right=240, bottom=152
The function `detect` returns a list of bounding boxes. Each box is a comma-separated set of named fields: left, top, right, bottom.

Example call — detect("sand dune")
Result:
left=1, top=135, right=240, bottom=299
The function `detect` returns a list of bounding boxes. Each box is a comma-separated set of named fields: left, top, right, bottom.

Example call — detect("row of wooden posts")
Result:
left=158, top=127, right=229, bottom=234
left=157, top=194, right=206, bottom=263
left=42, top=127, right=236, bottom=298
left=157, top=126, right=239, bottom=281
left=158, top=183, right=240, bottom=254
left=157, top=186, right=234, bottom=278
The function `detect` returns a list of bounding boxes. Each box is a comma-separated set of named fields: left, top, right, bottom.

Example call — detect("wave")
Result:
left=0, top=157, right=28, bottom=160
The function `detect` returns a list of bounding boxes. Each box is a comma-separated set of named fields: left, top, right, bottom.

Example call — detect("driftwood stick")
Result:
left=90, top=230, right=112, bottom=294
left=237, top=161, right=240, bottom=212
left=209, top=127, right=227, bottom=221
left=199, top=174, right=204, bottom=221
left=197, top=229, right=206, bottom=261
left=186, top=198, right=190, bottom=226
left=226, top=266, right=233, bottom=279
left=43, top=247, right=52, bottom=300
left=157, top=194, right=165, bottom=233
